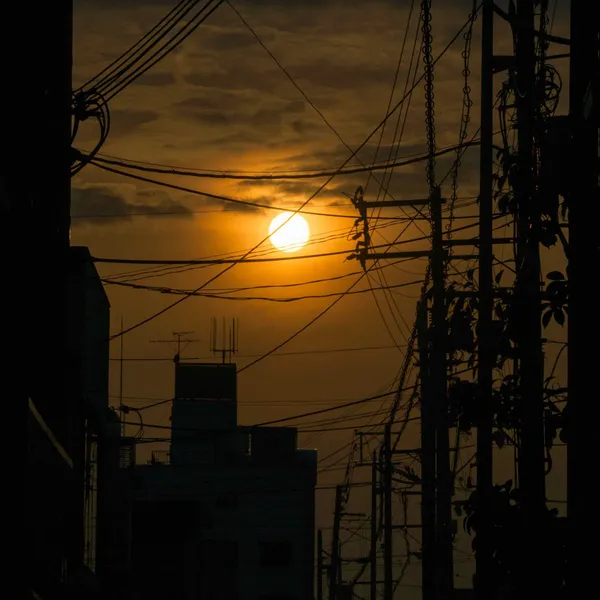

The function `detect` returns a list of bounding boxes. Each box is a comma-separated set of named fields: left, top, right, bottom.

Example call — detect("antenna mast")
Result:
left=150, top=331, right=199, bottom=363
left=210, top=317, right=239, bottom=363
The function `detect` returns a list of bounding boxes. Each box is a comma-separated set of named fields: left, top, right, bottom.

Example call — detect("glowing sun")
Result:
left=268, top=212, right=310, bottom=253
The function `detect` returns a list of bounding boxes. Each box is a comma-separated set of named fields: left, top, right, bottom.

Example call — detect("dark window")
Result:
left=258, top=595, right=294, bottom=600
left=217, top=492, right=238, bottom=509
left=198, top=540, right=238, bottom=569
left=259, top=541, right=294, bottom=567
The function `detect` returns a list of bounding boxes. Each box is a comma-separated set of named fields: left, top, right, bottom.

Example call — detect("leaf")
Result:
left=492, top=429, right=505, bottom=448
left=495, top=303, right=505, bottom=319
left=553, top=308, right=565, bottom=326
left=498, top=194, right=510, bottom=213
left=542, top=309, right=552, bottom=328
left=495, top=270, right=505, bottom=285
left=540, top=228, right=558, bottom=248
left=546, top=271, right=564, bottom=281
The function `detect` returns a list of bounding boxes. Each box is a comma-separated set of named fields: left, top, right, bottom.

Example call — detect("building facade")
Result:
left=27, top=246, right=121, bottom=599
left=130, top=362, right=317, bottom=600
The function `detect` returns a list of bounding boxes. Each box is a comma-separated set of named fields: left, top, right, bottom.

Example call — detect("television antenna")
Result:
left=150, top=331, right=200, bottom=363
left=210, top=318, right=239, bottom=364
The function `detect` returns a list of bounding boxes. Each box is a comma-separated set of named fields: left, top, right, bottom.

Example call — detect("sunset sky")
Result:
left=72, top=0, right=569, bottom=593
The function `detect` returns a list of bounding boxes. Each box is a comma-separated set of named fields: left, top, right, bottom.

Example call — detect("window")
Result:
left=217, top=492, right=238, bottom=510
left=258, top=595, right=294, bottom=600
left=259, top=541, right=294, bottom=567
left=198, top=540, right=238, bottom=569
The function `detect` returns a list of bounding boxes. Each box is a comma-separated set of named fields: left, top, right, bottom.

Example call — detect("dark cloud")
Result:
left=135, top=72, right=177, bottom=87
left=109, top=109, right=161, bottom=135
left=71, top=185, right=193, bottom=224
left=289, top=119, right=320, bottom=135
left=223, top=200, right=264, bottom=213
left=283, top=100, right=306, bottom=114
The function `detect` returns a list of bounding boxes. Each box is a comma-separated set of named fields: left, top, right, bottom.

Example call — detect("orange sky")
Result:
left=72, top=1, right=570, bottom=594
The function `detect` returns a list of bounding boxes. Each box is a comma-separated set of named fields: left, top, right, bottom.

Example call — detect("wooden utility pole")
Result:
left=513, top=1, right=546, bottom=597
left=568, top=1, right=599, bottom=595
left=475, top=1, right=495, bottom=598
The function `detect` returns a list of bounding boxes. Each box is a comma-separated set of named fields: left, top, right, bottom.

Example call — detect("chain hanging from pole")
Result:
left=447, top=0, right=478, bottom=260
left=422, top=0, right=437, bottom=191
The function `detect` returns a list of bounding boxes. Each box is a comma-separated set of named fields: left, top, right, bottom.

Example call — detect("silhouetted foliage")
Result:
left=460, top=481, right=567, bottom=599
left=542, top=270, right=568, bottom=327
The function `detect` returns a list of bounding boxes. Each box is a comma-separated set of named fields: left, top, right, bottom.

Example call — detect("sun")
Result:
left=268, top=212, right=310, bottom=253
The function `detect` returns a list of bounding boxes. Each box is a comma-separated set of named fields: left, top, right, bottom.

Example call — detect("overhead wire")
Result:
left=91, top=1, right=226, bottom=103
left=77, top=0, right=197, bottom=92
left=363, top=1, right=420, bottom=350
left=94, top=210, right=497, bottom=268
left=86, top=140, right=482, bottom=221
left=101, top=277, right=424, bottom=303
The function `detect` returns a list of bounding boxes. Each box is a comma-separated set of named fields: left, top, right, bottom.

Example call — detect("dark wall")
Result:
left=131, top=499, right=229, bottom=600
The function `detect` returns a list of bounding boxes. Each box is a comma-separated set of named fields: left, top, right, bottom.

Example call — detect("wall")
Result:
left=131, top=448, right=317, bottom=600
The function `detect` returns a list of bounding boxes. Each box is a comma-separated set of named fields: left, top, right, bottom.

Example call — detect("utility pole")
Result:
left=513, top=1, right=546, bottom=597
left=417, top=300, right=436, bottom=600
left=475, top=1, right=495, bottom=598
left=370, top=457, right=378, bottom=600
left=383, top=424, right=393, bottom=600
left=317, top=529, right=324, bottom=600
left=329, top=486, right=343, bottom=600
left=349, top=186, right=455, bottom=600
left=119, top=317, right=125, bottom=436
left=568, top=1, right=599, bottom=595
left=430, top=186, right=453, bottom=600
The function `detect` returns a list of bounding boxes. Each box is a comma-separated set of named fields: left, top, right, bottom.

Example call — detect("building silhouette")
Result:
left=28, top=246, right=123, bottom=599
left=130, top=361, right=317, bottom=600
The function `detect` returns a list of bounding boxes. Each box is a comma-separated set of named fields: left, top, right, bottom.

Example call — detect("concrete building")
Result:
left=130, top=361, right=318, bottom=600
left=28, top=246, right=115, bottom=599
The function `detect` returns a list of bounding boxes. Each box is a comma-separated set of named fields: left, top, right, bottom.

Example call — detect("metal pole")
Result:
left=329, top=486, right=343, bottom=600
left=431, top=186, right=453, bottom=598
left=568, top=2, right=599, bottom=596
left=383, top=424, right=393, bottom=600
left=475, top=1, right=495, bottom=598
left=317, top=529, right=324, bottom=600
left=514, top=1, right=546, bottom=597
left=418, top=301, right=436, bottom=600
left=370, top=457, right=378, bottom=600
left=119, top=316, right=125, bottom=437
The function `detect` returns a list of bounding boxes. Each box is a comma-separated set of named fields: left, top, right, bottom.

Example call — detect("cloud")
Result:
left=71, top=185, right=193, bottom=224
left=109, top=109, right=161, bottom=135
left=74, top=0, right=488, bottom=205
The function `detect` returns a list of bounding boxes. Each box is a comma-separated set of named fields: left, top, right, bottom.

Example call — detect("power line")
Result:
left=86, top=142, right=481, bottom=222
left=106, top=8, right=483, bottom=343
left=78, top=0, right=196, bottom=91
left=91, top=1, right=226, bottom=102
left=108, top=345, right=402, bottom=362
left=101, top=277, right=423, bottom=302
left=94, top=214, right=492, bottom=267
left=85, top=140, right=480, bottom=182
